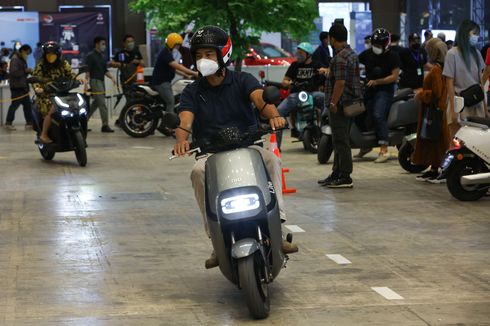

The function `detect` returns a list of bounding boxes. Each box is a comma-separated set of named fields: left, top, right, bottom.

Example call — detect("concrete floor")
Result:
left=1, top=120, right=489, bottom=326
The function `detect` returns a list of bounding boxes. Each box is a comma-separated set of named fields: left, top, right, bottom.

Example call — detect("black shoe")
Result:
left=114, top=119, right=121, bottom=128
left=327, top=176, right=353, bottom=188
left=290, top=128, right=300, bottom=138
left=101, top=125, right=115, bottom=133
left=415, top=170, right=438, bottom=182
left=318, top=173, right=339, bottom=186
left=87, top=128, right=92, bottom=132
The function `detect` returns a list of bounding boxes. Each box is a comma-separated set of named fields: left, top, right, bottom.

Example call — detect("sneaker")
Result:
left=318, top=173, right=340, bottom=186
left=427, top=174, right=446, bottom=184
left=205, top=251, right=219, bottom=269
left=101, top=125, right=115, bottom=133
left=326, top=176, right=353, bottom=188
left=374, top=152, right=389, bottom=163
left=4, top=124, right=16, bottom=131
left=354, top=148, right=372, bottom=158
left=282, top=240, right=298, bottom=254
left=415, top=170, right=438, bottom=182
left=25, top=124, right=33, bottom=130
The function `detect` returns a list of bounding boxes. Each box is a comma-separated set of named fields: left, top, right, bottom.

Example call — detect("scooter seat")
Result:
left=393, top=88, right=414, bottom=101
left=466, top=116, right=490, bottom=128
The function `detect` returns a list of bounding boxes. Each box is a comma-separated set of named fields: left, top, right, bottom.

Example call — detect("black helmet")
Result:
left=190, top=26, right=232, bottom=68
left=371, top=28, right=391, bottom=49
left=42, top=41, right=61, bottom=57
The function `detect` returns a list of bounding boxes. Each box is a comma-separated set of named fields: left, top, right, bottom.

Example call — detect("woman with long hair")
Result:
left=443, top=20, right=487, bottom=138
left=413, top=38, right=450, bottom=182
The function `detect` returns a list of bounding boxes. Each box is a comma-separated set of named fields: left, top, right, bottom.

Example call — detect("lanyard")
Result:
left=410, top=50, right=421, bottom=64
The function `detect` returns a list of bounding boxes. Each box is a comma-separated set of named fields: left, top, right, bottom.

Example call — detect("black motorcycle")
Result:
left=28, top=68, right=89, bottom=166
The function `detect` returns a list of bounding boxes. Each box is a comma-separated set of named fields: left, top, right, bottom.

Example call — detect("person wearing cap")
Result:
left=312, top=31, right=331, bottom=68
left=276, top=42, right=325, bottom=145
left=173, top=26, right=296, bottom=269
left=398, top=32, right=428, bottom=89
left=151, top=32, right=199, bottom=114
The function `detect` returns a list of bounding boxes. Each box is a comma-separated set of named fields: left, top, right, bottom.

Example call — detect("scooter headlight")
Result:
left=54, top=96, right=70, bottom=108
left=221, top=193, right=260, bottom=214
left=298, top=91, right=308, bottom=103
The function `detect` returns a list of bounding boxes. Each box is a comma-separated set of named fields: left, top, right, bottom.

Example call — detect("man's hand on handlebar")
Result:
left=173, top=140, right=190, bottom=156
left=34, top=87, right=44, bottom=94
left=269, top=116, right=286, bottom=131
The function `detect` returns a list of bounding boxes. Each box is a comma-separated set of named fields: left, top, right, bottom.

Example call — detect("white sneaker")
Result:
left=4, top=125, right=16, bottom=131
left=374, top=152, right=389, bottom=163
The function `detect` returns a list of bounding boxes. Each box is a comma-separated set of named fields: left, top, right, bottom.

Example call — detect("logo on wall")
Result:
left=41, top=15, right=53, bottom=24
left=96, top=13, right=104, bottom=24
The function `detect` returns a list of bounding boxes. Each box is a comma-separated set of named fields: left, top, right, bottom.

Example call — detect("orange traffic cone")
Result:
left=269, top=133, right=296, bottom=194
left=136, top=65, right=144, bottom=84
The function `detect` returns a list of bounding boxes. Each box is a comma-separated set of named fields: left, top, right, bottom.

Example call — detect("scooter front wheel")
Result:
left=73, top=131, right=87, bottom=167
left=238, top=253, right=270, bottom=319
left=38, top=143, right=55, bottom=161
left=120, top=101, right=158, bottom=138
left=303, top=127, right=319, bottom=154
left=398, top=142, right=428, bottom=173
left=446, top=158, right=488, bottom=201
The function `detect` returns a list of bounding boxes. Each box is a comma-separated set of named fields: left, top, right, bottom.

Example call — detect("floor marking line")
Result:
left=284, top=225, right=305, bottom=233
left=131, top=146, right=155, bottom=150
left=326, top=254, right=351, bottom=265
left=371, top=287, right=404, bottom=300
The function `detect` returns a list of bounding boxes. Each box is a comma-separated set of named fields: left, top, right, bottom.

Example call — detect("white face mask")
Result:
left=372, top=46, right=383, bottom=55
left=469, top=35, right=479, bottom=47
left=196, top=58, right=219, bottom=77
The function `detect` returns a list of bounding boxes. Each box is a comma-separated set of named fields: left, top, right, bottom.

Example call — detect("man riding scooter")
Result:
left=276, top=42, right=325, bottom=149
left=172, top=26, right=298, bottom=269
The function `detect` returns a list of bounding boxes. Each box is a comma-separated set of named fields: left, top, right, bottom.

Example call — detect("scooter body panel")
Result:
left=456, top=124, right=490, bottom=165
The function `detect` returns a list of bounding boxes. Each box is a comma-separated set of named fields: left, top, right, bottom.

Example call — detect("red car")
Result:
left=243, top=43, right=295, bottom=66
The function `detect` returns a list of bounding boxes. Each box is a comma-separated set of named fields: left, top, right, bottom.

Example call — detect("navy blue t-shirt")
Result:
left=179, top=70, right=262, bottom=142
left=151, top=48, right=175, bottom=85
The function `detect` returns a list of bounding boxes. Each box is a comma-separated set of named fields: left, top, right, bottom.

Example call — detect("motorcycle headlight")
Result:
left=298, top=91, right=308, bottom=103
left=79, top=108, right=87, bottom=115
left=61, top=110, right=73, bottom=117
left=76, top=93, right=86, bottom=107
left=221, top=193, right=260, bottom=214
left=54, top=96, right=70, bottom=108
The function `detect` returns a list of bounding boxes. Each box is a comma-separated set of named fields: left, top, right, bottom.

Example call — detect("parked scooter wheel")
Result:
left=120, top=101, right=158, bottom=138
left=73, top=131, right=87, bottom=167
left=317, top=134, right=333, bottom=164
left=303, top=127, right=320, bottom=154
left=447, top=158, right=488, bottom=201
left=398, top=142, right=429, bottom=173
left=238, top=253, right=270, bottom=319
left=38, top=143, right=55, bottom=161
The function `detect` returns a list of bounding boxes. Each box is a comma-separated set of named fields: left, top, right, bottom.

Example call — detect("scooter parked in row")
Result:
left=28, top=67, right=89, bottom=166
left=440, top=99, right=490, bottom=201
left=164, top=87, right=293, bottom=319
left=119, top=78, right=193, bottom=138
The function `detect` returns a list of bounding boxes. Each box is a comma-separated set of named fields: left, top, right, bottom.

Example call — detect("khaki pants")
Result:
left=89, top=79, right=109, bottom=126
left=190, top=145, right=285, bottom=237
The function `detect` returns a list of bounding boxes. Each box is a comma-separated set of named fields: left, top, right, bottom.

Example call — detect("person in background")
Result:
left=412, top=38, right=450, bottom=183
left=437, top=32, right=446, bottom=42
left=317, top=23, right=360, bottom=188
left=422, top=30, right=433, bottom=50
left=358, top=28, right=401, bottom=163
left=445, top=40, right=454, bottom=50
left=1, top=47, right=10, bottom=63
left=480, top=28, right=490, bottom=61
left=398, top=33, right=428, bottom=90
left=443, top=19, right=487, bottom=140
left=0, top=61, right=8, bottom=81
left=111, top=34, right=143, bottom=93
left=151, top=32, right=198, bottom=115
left=5, top=44, right=34, bottom=130
left=85, top=36, right=116, bottom=133
left=32, top=42, right=75, bottom=144
left=312, top=31, right=331, bottom=68
left=389, top=34, right=403, bottom=54
left=364, top=35, right=372, bottom=50
left=482, top=47, right=490, bottom=111
left=179, top=32, right=194, bottom=69
left=33, top=42, right=43, bottom=63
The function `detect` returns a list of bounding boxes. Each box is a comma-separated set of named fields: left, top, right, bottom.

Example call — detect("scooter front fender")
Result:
left=404, top=133, right=417, bottom=146
left=231, top=238, right=260, bottom=259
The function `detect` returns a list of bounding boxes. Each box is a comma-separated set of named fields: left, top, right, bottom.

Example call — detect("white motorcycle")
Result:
left=441, top=97, right=490, bottom=201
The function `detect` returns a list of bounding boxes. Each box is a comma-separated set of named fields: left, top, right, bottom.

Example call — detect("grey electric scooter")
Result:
left=165, top=87, right=292, bottom=319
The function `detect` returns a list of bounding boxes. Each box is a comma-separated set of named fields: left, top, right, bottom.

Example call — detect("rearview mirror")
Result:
left=162, top=112, right=180, bottom=129
left=262, top=86, right=281, bottom=105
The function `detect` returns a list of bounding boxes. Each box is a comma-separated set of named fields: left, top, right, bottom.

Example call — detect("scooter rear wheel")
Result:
left=238, top=253, right=270, bottom=319
left=398, top=142, right=428, bottom=173
left=73, top=131, right=87, bottom=167
left=317, top=134, right=333, bottom=164
left=446, top=158, right=488, bottom=201
left=120, top=101, right=158, bottom=138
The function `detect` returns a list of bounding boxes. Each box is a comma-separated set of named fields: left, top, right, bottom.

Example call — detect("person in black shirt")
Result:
left=151, top=32, right=198, bottom=113
left=111, top=34, right=143, bottom=93
left=398, top=32, right=428, bottom=89
left=358, top=28, right=401, bottom=163
left=389, top=34, right=403, bottom=55
left=173, top=26, right=296, bottom=269
left=312, top=31, right=331, bottom=68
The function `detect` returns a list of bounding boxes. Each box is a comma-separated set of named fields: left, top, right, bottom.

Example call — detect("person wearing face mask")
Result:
left=276, top=42, right=325, bottom=144
left=398, top=33, right=428, bottom=89
left=443, top=19, right=488, bottom=138
left=151, top=32, right=198, bottom=114
left=85, top=36, right=116, bottom=133
left=111, top=34, right=143, bottom=93
left=32, top=41, right=75, bottom=143
left=357, top=28, right=401, bottom=163
left=4, top=44, right=34, bottom=130
left=173, top=26, right=296, bottom=269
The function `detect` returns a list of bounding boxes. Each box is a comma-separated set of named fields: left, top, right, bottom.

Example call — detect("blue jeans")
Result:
left=365, top=90, right=393, bottom=145
left=276, top=91, right=324, bottom=147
